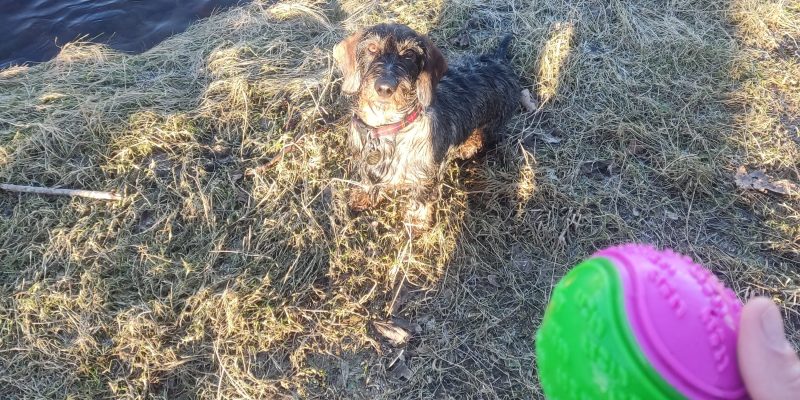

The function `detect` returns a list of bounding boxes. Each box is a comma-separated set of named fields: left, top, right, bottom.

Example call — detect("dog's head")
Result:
left=333, top=24, right=447, bottom=112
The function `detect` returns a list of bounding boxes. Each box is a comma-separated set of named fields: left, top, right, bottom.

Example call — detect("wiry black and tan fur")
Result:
left=334, top=23, right=521, bottom=228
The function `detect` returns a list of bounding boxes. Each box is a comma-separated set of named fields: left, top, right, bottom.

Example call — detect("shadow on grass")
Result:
left=0, top=0, right=799, bottom=399
left=0, top=3, right=341, bottom=398
left=389, top=0, right=800, bottom=399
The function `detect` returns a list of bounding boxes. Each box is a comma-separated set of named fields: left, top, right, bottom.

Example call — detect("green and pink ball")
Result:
left=535, top=244, right=748, bottom=399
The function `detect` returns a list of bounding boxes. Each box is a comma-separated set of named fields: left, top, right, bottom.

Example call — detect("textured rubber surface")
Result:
left=535, top=256, right=684, bottom=399
left=597, top=244, right=746, bottom=399
left=536, top=245, right=747, bottom=400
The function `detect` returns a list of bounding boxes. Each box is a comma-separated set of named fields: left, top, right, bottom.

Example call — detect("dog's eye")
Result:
left=402, top=50, right=416, bottom=59
left=367, top=43, right=379, bottom=54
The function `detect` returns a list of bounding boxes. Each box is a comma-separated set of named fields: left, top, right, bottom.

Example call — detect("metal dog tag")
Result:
left=366, top=149, right=381, bottom=165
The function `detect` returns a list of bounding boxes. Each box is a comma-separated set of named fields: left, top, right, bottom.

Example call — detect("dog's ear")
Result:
left=416, top=35, right=448, bottom=107
left=333, top=31, right=363, bottom=94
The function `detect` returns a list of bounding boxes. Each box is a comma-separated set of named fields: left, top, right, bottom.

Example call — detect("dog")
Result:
left=333, top=23, right=520, bottom=228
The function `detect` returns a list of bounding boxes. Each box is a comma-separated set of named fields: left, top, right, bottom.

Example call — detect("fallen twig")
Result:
left=0, top=183, right=123, bottom=201
left=245, top=136, right=306, bottom=177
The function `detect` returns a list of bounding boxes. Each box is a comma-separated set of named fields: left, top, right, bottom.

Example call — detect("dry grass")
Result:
left=0, top=0, right=798, bottom=398
left=536, top=22, right=574, bottom=105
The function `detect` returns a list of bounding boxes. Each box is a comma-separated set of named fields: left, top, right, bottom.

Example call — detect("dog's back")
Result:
left=429, top=38, right=521, bottom=163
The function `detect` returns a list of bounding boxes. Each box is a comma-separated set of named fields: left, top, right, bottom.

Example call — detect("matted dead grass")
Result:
left=0, top=0, right=798, bottom=398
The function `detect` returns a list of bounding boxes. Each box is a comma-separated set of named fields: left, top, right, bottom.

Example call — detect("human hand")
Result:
left=738, top=297, right=800, bottom=400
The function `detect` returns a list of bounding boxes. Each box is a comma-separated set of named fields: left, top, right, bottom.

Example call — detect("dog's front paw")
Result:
left=404, top=201, right=434, bottom=232
left=348, top=189, right=374, bottom=212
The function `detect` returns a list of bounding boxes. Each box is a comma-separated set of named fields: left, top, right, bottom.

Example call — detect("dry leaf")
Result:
left=420, top=315, right=436, bottom=332
left=391, top=317, right=422, bottom=335
left=229, top=172, right=243, bottom=182
left=387, top=349, right=405, bottom=370
left=528, top=128, right=561, bottom=145
left=373, top=320, right=411, bottom=346
left=450, top=17, right=478, bottom=49
left=451, top=31, right=471, bottom=48
left=520, top=89, right=538, bottom=113
left=389, top=281, right=417, bottom=316
left=390, top=359, right=413, bottom=380
left=580, top=160, right=614, bottom=176
left=665, top=210, right=679, bottom=221
left=771, top=180, right=800, bottom=195
left=735, top=166, right=800, bottom=196
left=539, top=132, right=562, bottom=144
left=390, top=283, right=410, bottom=316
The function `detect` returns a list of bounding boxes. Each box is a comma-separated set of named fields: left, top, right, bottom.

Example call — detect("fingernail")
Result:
left=760, top=303, right=793, bottom=353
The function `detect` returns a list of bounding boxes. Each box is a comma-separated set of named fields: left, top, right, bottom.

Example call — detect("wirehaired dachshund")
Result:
left=333, top=23, right=521, bottom=229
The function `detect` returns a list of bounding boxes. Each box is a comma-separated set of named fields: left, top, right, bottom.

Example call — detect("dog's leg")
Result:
left=454, top=127, right=485, bottom=160
left=404, top=182, right=438, bottom=230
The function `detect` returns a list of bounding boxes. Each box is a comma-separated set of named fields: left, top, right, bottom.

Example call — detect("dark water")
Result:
left=0, top=0, right=247, bottom=69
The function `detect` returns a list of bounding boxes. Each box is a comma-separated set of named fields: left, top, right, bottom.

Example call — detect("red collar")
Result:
left=352, top=107, right=422, bottom=139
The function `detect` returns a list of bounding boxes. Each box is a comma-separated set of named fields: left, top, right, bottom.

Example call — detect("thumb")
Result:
left=737, top=297, right=800, bottom=400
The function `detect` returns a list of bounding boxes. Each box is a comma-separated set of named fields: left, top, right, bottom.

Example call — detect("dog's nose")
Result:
left=374, top=76, right=398, bottom=97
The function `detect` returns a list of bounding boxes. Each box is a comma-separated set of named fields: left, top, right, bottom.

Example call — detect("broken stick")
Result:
left=0, top=183, right=122, bottom=201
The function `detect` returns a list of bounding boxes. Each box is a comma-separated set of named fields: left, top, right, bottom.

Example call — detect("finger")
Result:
left=737, top=297, right=800, bottom=400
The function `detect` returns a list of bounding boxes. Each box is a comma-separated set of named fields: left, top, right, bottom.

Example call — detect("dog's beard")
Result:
left=356, top=80, right=418, bottom=127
